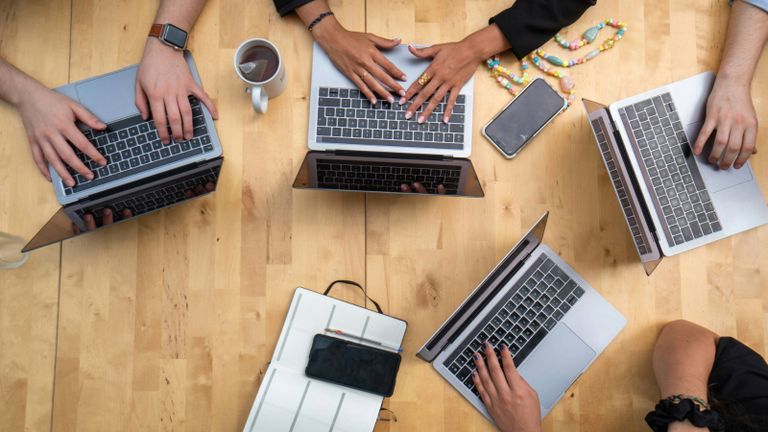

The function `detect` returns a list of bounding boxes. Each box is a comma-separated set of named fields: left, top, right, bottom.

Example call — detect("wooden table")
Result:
left=1, top=0, right=767, bottom=430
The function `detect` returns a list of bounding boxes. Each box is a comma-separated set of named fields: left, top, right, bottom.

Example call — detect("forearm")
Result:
left=153, top=0, right=208, bottom=32
left=0, top=58, right=46, bottom=108
left=463, top=24, right=511, bottom=62
left=652, top=321, right=719, bottom=400
left=294, top=0, right=345, bottom=45
left=718, top=0, right=768, bottom=85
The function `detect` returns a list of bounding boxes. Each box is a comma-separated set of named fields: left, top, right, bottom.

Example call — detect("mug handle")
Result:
left=248, top=86, right=268, bottom=114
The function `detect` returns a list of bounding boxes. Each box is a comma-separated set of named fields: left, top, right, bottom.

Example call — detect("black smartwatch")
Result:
left=148, top=23, right=188, bottom=50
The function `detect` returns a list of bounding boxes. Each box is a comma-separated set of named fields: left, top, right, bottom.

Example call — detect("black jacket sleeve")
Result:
left=490, top=0, right=596, bottom=59
left=273, top=0, right=314, bottom=16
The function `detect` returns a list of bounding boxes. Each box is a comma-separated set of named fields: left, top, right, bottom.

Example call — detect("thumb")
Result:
left=408, top=44, right=439, bottom=59
left=71, top=102, right=107, bottom=130
left=367, top=33, right=401, bottom=50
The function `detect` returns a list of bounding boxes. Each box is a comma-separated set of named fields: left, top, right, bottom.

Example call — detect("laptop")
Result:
left=583, top=72, right=768, bottom=275
left=292, top=43, right=483, bottom=197
left=22, top=52, right=223, bottom=252
left=417, top=212, right=625, bottom=421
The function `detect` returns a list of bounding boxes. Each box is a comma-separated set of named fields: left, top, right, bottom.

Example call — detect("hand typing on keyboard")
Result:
left=400, top=181, right=446, bottom=195
left=472, top=342, right=542, bottom=432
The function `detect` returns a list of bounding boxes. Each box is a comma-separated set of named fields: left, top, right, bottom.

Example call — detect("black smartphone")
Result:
left=482, top=78, right=566, bottom=158
left=305, top=334, right=401, bottom=397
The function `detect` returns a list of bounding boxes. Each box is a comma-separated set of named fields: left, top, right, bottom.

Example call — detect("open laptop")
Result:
left=583, top=72, right=768, bottom=275
left=417, top=212, right=625, bottom=421
left=292, top=43, right=483, bottom=197
left=22, top=52, right=223, bottom=251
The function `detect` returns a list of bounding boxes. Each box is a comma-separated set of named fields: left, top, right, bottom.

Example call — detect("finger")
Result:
left=177, top=94, right=194, bottom=141
left=484, top=342, right=509, bottom=395
left=64, top=124, right=106, bottom=166
left=189, top=85, right=219, bottom=119
left=50, top=134, right=93, bottom=179
left=72, top=223, right=81, bottom=235
left=437, top=184, right=446, bottom=195
left=70, top=102, right=107, bottom=130
left=406, top=77, right=440, bottom=120
left=419, top=84, right=449, bottom=123
left=83, top=213, right=96, bottom=230
left=735, top=126, right=757, bottom=169
left=42, top=142, right=75, bottom=187
left=165, top=97, right=184, bottom=142
left=193, top=184, right=205, bottom=195
left=474, top=350, right=498, bottom=400
left=366, top=34, right=401, bottom=50
left=184, top=189, right=195, bottom=198
left=400, top=183, right=413, bottom=193
left=472, top=371, right=491, bottom=406
left=369, top=54, right=404, bottom=96
left=443, top=87, right=460, bottom=123
left=149, top=97, right=171, bottom=144
left=708, top=126, right=730, bottom=166
left=693, top=117, right=716, bottom=156
left=499, top=344, right=523, bottom=389
left=362, top=69, right=394, bottom=103
left=102, top=208, right=114, bottom=225
left=401, top=66, right=434, bottom=105
left=122, top=209, right=133, bottom=219
left=135, top=84, right=150, bottom=120
left=350, top=73, right=377, bottom=105
left=205, top=182, right=215, bottom=191
left=412, top=182, right=428, bottom=194
left=721, top=125, right=744, bottom=170
left=372, top=50, right=407, bottom=84
left=408, top=44, right=439, bottom=59
left=29, top=141, right=51, bottom=181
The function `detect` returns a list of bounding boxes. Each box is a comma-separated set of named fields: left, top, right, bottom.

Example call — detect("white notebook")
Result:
left=243, top=287, right=408, bottom=432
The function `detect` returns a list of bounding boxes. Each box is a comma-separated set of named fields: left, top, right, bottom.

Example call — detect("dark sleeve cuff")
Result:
left=274, top=0, right=315, bottom=16
left=489, top=0, right=596, bottom=59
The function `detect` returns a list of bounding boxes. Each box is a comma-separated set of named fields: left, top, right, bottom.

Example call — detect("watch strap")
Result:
left=148, top=23, right=163, bottom=38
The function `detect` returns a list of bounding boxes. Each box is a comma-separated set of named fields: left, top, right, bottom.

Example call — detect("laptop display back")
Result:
left=23, top=158, right=223, bottom=252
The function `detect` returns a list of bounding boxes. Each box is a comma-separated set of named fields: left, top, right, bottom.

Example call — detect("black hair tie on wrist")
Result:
left=645, top=398, right=726, bottom=432
left=308, top=11, right=334, bottom=32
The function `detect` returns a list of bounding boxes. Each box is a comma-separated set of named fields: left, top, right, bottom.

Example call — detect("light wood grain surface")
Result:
left=1, top=0, right=766, bottom=431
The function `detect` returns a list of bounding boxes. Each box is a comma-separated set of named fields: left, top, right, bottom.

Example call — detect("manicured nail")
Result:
left=370, top=98, right=377, bottom=105
left=484, top=341, right=491, bottom=348
left=398, top=89, right=406, bottom=97
left=85, top=173, right=94, bottom=180
left=474, top=353, right=481, bottom=359
left=66, top=179, right=75, bottom=187
left=405, top=111, right=413, bottom=120
left=734, top=163, right=742, bottom=169
left=399, top=97, right=406, bottom=105
left=417, top=116, right=425, bottom=124
left=400, top=75, right=407, bottom=81
left=387, top=96, right=394, bottom=104
left=443, top=115, right=450, bottom=123
left=100, top=159, right=107, bottom=166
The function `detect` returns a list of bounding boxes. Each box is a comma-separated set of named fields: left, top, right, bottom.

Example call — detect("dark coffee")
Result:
left=238, top=45, right=279, bottom=83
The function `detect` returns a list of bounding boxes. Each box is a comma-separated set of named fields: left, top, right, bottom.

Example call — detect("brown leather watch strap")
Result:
left=148, top=23, right=163, bottom=38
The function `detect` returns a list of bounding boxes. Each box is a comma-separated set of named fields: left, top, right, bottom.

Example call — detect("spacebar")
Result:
left=72, top=148, right=202, bottom=193
left=318, top=136, right=463, bottom=150
left=513, top=329, right=547, bottom=366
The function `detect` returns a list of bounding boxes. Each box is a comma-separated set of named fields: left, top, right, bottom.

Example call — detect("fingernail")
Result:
left=735, top=164, right=742, bottom=169
left=401, top=75, right=407, bottom=81
left=417, top=116, right=425, bottom=124
left=443, top=116, right=450, bottom=123
left=67, top=180, right=75, bottom=187
left=474, top=353, right=481, bottom=359
left=405, top=112, right=413, bottom=120
left=85, top=173, right=93, bottom=180
left=484, top=341, right=491, bottom=348
left=103, top=208, right=111, bottom=215
left=399, top=97, right=406, bottom=105
left=387, top=96, right=394, bottom=104
left=100, top=159, right=107, bottom=166
left=370, top=98, right=377, bottom=105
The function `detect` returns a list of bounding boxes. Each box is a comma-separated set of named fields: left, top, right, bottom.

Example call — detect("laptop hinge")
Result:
left=332, top=150, right=446, bottom=160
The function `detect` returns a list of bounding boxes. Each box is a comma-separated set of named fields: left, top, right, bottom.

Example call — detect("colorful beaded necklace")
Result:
left=486, top=19, right=627, bottom=108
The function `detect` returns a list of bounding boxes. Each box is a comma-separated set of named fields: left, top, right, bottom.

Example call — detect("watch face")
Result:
left=162, top=24, right=187, bottom=49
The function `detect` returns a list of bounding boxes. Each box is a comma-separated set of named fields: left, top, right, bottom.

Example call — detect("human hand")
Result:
left=401, top=39, right=481, bottom=124
left=311, top=18, right=406, bottom=104
left=74, top=207, right=133, bottom=234
left=472, top=342, right=542, bottom=432
left=668, top=421, right=709, bottom=432
left=135, top=38, right=218, bottom=145
left=16, top=84, right=108, bottom=186
left=400, top=182, right=446, bottom=194
left=693, top=78, right=758, bottom=170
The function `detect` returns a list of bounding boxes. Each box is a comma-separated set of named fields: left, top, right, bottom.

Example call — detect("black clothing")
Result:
left=708, top=337, right=768, bottom=430
left=272, top=0, right=595, bottom=59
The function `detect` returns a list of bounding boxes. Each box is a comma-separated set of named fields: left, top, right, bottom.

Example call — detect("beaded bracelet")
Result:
left=307, top=11, right=334, bottom=32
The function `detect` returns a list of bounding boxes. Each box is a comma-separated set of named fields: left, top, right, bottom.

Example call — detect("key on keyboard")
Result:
left=63, top=96, right=216, bottom=196
left=316, top=87, right=467, bottom=150
left=618, top=93, right=722, bottom=246
left=442, top=254, right=584, bottom=398
left=316, top=159, right=461, bottom=194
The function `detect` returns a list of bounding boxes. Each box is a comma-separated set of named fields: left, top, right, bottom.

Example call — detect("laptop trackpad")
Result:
left=75, top=67, right=140, bottom=123
left=518, top=325, right=595, bottom=411
left=685, top=122, right=753, bottom=193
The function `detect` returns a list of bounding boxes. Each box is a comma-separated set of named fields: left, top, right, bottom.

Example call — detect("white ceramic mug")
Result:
left=0, top=232, right=29, bottom=269
left=234, top=38, right=287, bottom=114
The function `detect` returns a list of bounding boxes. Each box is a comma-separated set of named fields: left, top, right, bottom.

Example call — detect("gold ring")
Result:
left=417, top=72, right=431, bottom=86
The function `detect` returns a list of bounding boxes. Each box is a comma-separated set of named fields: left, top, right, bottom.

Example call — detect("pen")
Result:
left=325, top=328, right=404, bottom=353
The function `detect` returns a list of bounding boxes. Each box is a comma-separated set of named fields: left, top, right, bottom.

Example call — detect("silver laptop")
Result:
left=417, top=212, right=625, bottom=421
left=584, top=72, right=768, bottom=275
left=22, top=52, right=224, bottom=252
left=292, top=43, right=482, bottom=197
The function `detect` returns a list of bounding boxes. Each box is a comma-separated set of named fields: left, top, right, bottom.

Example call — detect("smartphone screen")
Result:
left=483, top=78, right=566, bottom=157
left=305, top=334, right=401, bottom=397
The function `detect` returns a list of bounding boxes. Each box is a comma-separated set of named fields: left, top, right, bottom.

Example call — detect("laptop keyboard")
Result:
left=443, top=254, right=585, bottom=398
left=64, top=96, right=215, bottom=196
left=316, top=159, right=461, bottom=194
left=316, top=87, right=467, bottom=151
left=591, top=117, right=653, bottom=256
left=74, top=166, right=220, bottom=226
left=619, top=93, right=722, bottom=246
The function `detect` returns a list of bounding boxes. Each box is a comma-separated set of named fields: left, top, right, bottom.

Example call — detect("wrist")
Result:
left=11, top=76, right=48, bottom=109
left=310, top=16, right=345, bottom=46
left=143, top=36, right=185, bottom=60
left=464, top=24, right=511, bottom=62
left=717, top=64, right=752, bottom=87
